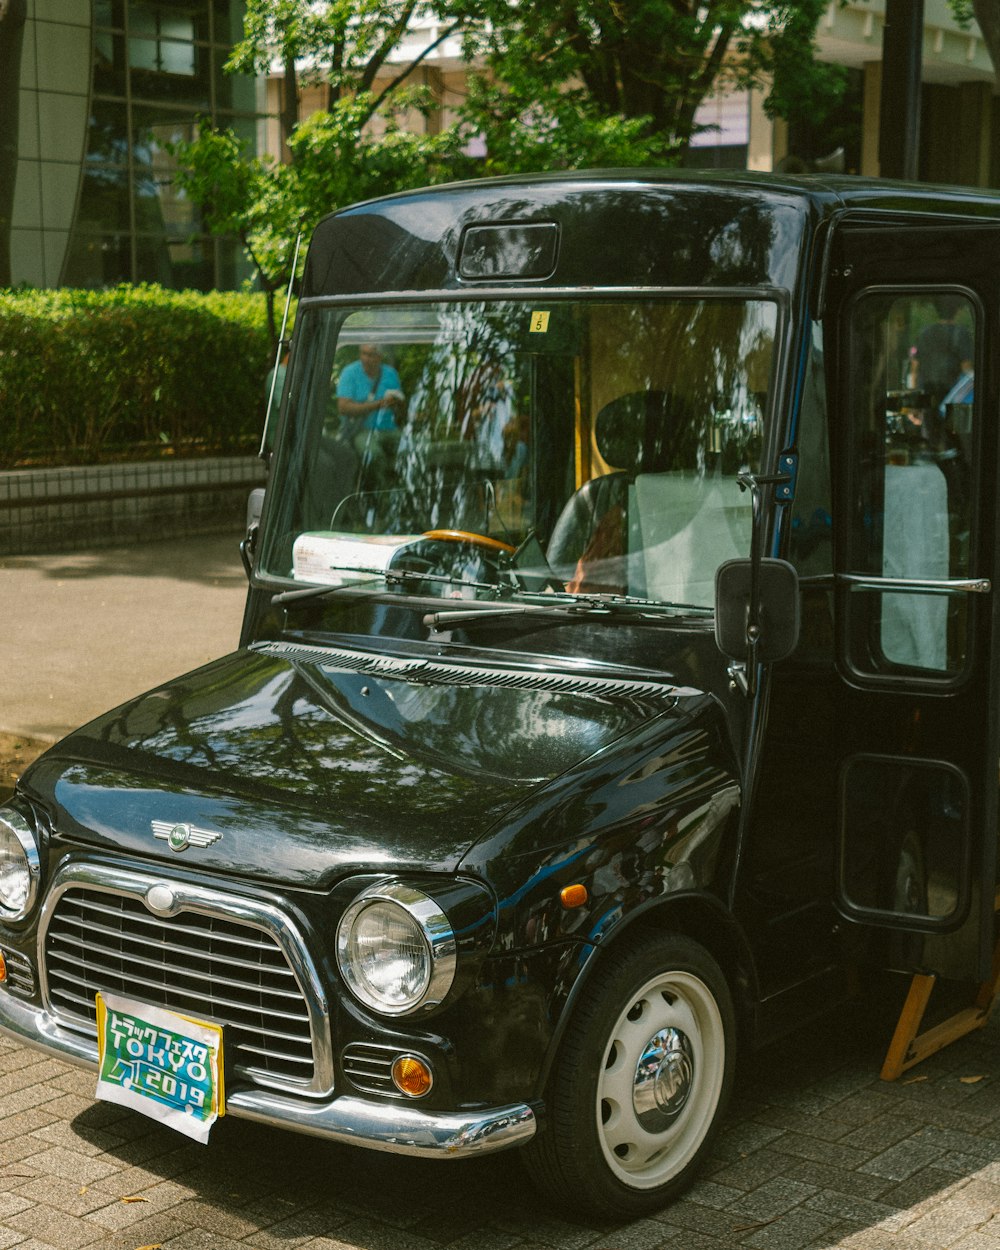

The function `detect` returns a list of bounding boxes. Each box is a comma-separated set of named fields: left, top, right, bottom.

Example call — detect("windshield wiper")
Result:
left=270, top=567, right=507, bottom=608
left=271, top=567, right=712, bottom=627
left=422, top=592, right=712, bottom=631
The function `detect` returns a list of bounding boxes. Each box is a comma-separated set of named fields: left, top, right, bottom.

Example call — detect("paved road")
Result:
left=3, top=535, right=1000, bottom=1248
left=0, top=534, right=248, bottom=741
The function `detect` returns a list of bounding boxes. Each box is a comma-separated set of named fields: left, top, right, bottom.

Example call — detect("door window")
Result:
left=839, top=755, right=968, bottom=928
left=843, top=290, right=978, bottom=681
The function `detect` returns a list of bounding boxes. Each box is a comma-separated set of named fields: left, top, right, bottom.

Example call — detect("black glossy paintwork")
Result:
left=242, top=595, right=743, bottom=731
left=461, top=696, right=738, bottom=937
left=14, top=634, right=743, bottom=1107
left=301, top=169, right=1000, bottom=303
left=19, top=645, right=679, bottom=887
left=303, top=175, right=810, bottom=296
left=741, top=203, right=1000, bottom=999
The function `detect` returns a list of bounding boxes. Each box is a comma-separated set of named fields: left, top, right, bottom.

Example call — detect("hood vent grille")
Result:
left=253, top=641, right=682, bottom=703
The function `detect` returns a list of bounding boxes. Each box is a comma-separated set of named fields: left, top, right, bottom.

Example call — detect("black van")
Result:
left=2, top=171, right=999, bottom=1220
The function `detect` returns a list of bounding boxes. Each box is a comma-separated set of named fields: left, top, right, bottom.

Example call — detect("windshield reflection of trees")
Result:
left=594, top=300, right=771, bottom=475
left=330, top=303, right=528, bottom=541
left=334, top=299, right=769, bottom=525
left=274, top=297, right=774, bottom=601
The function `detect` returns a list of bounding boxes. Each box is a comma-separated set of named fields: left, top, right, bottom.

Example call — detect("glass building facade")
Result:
left=12, top=0, right=266, bottom=290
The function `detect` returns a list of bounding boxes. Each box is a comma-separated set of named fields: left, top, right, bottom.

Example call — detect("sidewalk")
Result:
left=0, top=533, right=249, bottom=743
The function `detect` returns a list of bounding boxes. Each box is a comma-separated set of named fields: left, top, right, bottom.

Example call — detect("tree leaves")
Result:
left=0, top=287, right=273, bottom=467
left=170, top=0, right=841, bottom=294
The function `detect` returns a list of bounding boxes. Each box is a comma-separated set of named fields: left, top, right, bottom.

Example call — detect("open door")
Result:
left=826, top=217, right=1000, bottom=981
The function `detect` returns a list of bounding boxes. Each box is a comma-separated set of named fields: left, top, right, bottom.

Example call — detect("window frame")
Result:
left=837, top=282, right=985, bottom=691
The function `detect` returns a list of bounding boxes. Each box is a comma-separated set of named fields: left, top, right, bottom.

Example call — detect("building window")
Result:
left=64, top=0, right=265, bottom=291
left=130, top=8, right=198, bottom=76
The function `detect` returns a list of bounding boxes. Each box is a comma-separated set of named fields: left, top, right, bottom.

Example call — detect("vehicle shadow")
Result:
left=54, top=985, right=1000, bottom=1250
left=0, top=532, right=247, bottom=588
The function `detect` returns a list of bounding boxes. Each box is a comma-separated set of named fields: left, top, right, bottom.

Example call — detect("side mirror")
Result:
left=714, top=557, right=800, bottom=666
left=246, top=487, right=265, bottom=533
left=241, top=488, right=266, bottom=579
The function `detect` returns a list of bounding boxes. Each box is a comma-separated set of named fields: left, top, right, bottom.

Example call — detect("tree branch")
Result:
left=366, top=17, right=469, bottom=118
left=358, top=0, right=420, bottom=93
left=972, top=0, right=1000, bottom=76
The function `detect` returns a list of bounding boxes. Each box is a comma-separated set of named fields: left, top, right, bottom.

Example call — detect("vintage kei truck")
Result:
left=2, top=170, right=1000, bottom=1219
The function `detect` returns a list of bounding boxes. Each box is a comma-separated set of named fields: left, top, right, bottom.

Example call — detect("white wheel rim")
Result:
left=596, top=968, right=725, bottom=1190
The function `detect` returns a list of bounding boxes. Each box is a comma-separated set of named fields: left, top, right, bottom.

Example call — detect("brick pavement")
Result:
left=1, top=992, right=999, bottom=1250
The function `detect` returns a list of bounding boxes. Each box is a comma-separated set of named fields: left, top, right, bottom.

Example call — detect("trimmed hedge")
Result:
left=0, top=285, right=277, bottom=468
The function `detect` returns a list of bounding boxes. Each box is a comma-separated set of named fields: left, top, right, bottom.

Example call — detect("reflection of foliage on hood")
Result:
left=96, top=654, right=648, bottom=813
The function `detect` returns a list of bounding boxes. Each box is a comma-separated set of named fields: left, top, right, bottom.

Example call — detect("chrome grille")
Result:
left=44, top=886, right=317, bottom=1088
left=0, top=948, right=35, bottom=999
left=342, top=1042, right=397, bottom=1095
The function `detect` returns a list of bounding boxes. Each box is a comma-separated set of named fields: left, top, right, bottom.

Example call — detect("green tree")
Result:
left=170, top=122, right=294, bottom=344
left=171, top=0, right=482, bottom=341
left=462, top=0, right=847, bottom=172
left=174, top=0, right=844, bottom=317
left=230, top=0, right=479, bottom=134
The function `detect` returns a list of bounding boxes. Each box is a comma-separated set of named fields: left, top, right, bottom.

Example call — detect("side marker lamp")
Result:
left=560, top=883, right=588, bottom=909
left=391, top=1054, right=433, bottom=1098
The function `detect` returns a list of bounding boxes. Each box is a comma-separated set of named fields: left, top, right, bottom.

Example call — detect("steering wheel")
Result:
left=421, top=529, right=516, bottom=556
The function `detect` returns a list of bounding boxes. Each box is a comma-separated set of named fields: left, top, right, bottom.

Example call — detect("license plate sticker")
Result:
left=96, top=992, right=225, bottom=1144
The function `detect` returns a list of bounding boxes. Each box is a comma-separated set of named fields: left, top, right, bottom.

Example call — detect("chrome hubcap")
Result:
left=596, top=969, right=726, bottom=1189
left=632, top=1027, right=694, bottom=1131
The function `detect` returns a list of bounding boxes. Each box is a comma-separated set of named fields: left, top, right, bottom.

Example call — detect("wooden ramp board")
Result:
left=881, top=892, right=1000, bottom=1081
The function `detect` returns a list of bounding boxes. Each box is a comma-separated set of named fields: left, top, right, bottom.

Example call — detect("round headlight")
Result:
left=337, top=882, right=456, bottom=1016
left=0, top=806, right=40, bottom=922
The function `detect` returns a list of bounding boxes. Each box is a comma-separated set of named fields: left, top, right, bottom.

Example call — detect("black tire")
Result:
left=525, top=933, right=735, bottom=1221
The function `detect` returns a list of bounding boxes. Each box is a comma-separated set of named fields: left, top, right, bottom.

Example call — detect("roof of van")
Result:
left=327, top=167, right=1000, bottom=216
left=301, top=170, right=1000, bottom=300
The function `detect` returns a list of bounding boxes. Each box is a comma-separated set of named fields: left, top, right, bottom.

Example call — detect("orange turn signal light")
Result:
left=560, top=883, right=588, bottom=909
left=391, top=1054, right=433, bottom=1098
left=0, top=951, right=6, bottom=983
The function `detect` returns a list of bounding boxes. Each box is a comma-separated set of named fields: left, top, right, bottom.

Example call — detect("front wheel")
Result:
left=526, top=934, right=735, bottom=1221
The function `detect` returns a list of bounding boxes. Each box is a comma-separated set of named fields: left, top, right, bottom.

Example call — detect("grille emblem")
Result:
left=152, top=820, right=222, bottom=853
left=145, top=883, right=176, bottom=915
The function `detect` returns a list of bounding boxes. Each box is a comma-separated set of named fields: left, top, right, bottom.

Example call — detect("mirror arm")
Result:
left=736, top=458, right=797, bottom=697
left=240, top=524, right=258, bottom=581
left=727, top=661, right=749, bottom=696
left=241, top=487, right=266, bottom=582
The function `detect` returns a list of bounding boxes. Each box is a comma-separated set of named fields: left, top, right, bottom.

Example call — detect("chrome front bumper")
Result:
left=0, top=994, right=537, bottom=1158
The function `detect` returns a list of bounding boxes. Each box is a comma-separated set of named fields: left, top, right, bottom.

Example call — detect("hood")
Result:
left=20, top=643, right=684, bottom=888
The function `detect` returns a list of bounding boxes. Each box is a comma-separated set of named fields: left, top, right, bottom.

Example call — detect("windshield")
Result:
left=259, top=297, right=778, bottom=609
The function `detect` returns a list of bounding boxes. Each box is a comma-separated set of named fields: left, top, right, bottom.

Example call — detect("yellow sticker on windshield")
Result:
left=529, top=311, right=550, bottom=333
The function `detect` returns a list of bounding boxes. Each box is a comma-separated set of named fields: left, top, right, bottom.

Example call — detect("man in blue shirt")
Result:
left=337, top=344, right=405, bottom=431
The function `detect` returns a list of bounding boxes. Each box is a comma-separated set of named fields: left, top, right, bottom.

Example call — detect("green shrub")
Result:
left=0, top=285, right=278, bottom=467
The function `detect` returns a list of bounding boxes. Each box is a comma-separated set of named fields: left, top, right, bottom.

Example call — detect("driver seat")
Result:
left=546, top=391, right=682, bottom=593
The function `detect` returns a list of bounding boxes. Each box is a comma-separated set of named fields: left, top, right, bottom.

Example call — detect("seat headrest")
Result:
left=594, top=390, right=689, bottom=474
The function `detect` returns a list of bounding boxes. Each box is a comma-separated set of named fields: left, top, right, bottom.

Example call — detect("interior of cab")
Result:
left=548, top=390, right=754, bottom=604
left=259, top=297, right=777, bottom=607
